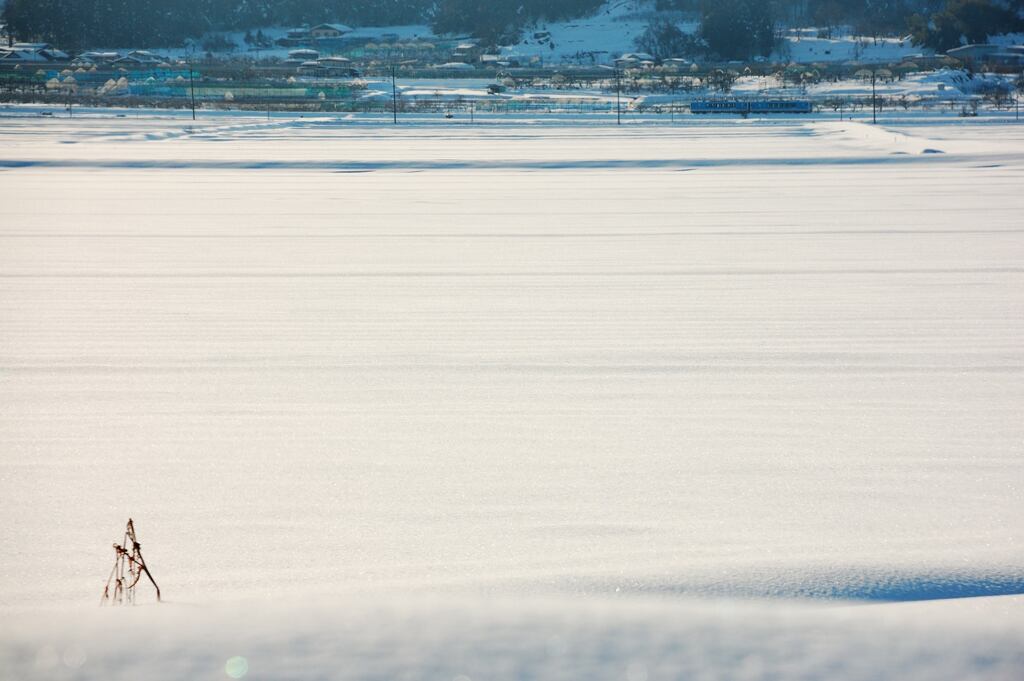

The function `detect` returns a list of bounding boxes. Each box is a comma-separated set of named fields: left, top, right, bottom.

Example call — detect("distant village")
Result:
left=1, top=22, right=531, bottom=74
left=1, top=18, right=1021, bottom=115
left=5, top=18, right=1024, bottom=73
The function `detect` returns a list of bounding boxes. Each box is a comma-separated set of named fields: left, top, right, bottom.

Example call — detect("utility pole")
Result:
left=871, top=68, right=877, bottom=124
left=256, top=49, right=269, bottom=121
left=189, top=62, right=197, bottom=121
left=391, top=65, right=398, bottom=125
left=1018, top=69, right=1022, bottom=122
left=615, top=67, right=621, bottom=125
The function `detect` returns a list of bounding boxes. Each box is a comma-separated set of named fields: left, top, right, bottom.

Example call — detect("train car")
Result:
left=748, top=99, right=813, bottom=114
left=690, top=99, right=748, bottom=114
left=690, top=99, right=813, bottom=115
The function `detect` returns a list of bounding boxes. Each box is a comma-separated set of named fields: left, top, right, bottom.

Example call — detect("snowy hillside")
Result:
left=779, top=27, right=927, bottom=64
left=501, top=1, right=695, bottom=64
left=501, top=3, right=930, bottom=65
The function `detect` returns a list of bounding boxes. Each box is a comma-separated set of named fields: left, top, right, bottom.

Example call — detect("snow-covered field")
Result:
left=1, top=111, right=1023, bottom=679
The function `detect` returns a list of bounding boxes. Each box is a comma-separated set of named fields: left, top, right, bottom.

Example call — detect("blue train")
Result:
left=691, top=99, right=813, bottom=114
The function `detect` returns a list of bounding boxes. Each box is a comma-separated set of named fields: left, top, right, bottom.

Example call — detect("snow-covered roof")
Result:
left=619, top=52, right=654, bottom=61
left=947, top=44, right=999, bottom=58
left=0, top=49, right=48, bottom=62
left=312, top=24, right=353, bottom=34
left=120, top=51, right=162, bottom=63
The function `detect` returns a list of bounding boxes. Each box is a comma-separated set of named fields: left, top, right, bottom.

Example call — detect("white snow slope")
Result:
left=1, top=111, right=1023, bottom=680
left=504, top=4, right=929, bottom=65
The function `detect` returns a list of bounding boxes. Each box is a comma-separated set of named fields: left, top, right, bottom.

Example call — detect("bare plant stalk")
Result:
left=100, top=518, right=161, bottom=605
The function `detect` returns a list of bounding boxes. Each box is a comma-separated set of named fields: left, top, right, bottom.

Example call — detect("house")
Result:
left=15, top=43, right=70, bottom=60
left=73, top=51, right=122, bottom=66
left=616, top=52, right=655, bottom=69
left=988, top=45, right=1024, bottom=68
left=284, top=48, right=320, bottom=66
left=111, top=51, right=164, bottom=66
left=298, top=56, right=359, bottom=78
left=316, top=56, right=359, bottom=77
left=946, top=44, right=999, bottom=67
left=277, top=28, right=312, bottom=47
left=0, top=48, right=49, bottom=63
left=288, top=48, right=319, bottom=60
left=948, top=43, right=1024, bottom=69
left=131, top=50, right=163, bottom=63
left=112, top=50, right=164, bottom=66
left=661, top=57, right=692, bottom=70
left=451, top=41, right=483, bottom=63
left=310, top=24, right=353, bottom=40
left=2, top=43, right=69, bottom=62
left=435, top=61, right=476, bottom=71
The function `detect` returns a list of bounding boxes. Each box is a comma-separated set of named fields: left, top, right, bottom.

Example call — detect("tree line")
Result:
left=2, top=0, right=1020, bottom=54
left=2, top=0, right=432, bottom=48
left=0, top=0, right=603, bottom=49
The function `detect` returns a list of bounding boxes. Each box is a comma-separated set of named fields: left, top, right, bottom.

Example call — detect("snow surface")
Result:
left=3, top=596, right=1024, bottom=681
left=1, top=111, right=1023, bottom=679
